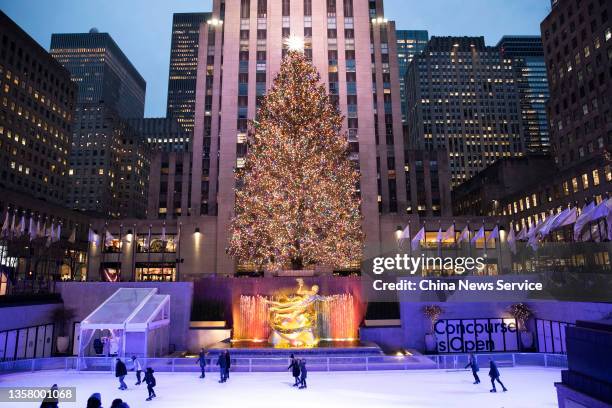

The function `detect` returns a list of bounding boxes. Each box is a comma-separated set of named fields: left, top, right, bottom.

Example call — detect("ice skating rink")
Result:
left=0, top=367, right=561, bottom=408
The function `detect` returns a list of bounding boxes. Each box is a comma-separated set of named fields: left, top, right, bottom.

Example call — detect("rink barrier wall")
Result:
left=0, top=353, right=567, bottom=374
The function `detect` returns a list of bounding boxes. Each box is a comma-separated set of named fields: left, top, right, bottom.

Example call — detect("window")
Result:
left=581, top=173, right=589, bottom=189
left=592, top=169, right=600, bottom=186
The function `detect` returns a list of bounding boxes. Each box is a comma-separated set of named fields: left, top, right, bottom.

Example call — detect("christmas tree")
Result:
left=228, top=50, right=364, bottom=271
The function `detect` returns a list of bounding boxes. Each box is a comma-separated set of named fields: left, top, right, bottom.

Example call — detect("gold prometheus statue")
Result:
left=264, top=278, right=324, bottom=347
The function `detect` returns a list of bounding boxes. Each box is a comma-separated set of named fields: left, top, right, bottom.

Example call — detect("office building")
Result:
left=395, top=29, right=428, bottom=123
left=0, top=11, right=77, bottom=205
left=497, top=35, right=550, bottom=154
left=405, top=36, right=526, bottom=188
left=167, top=12, right=211, bottom=134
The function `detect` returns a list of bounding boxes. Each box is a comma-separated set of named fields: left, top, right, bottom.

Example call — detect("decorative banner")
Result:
left=434, top=318, right=518, bottom=353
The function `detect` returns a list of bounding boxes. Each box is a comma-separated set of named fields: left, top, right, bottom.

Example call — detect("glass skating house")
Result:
left=78, top=288, right=171, bottom=359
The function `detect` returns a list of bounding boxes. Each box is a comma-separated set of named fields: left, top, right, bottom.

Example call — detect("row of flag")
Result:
left=88, top=225, right=181, bottom=249
left=398, top=223, right=499, bottom=252
left=0, top=212, right=76, bottom=244
left=397, top=197, right=611, bottom=254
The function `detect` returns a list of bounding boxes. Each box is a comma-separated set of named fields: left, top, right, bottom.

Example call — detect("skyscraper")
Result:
left=395, top=30, right=428, bottom=123
left=0, top=11, right=77, bottom=205
left=541, top=0, right=611, bottom=171
left=189, top=0, right=439, bottom=275
left=51, top=30, right=150, bottom=218
left=497, top=35, right=550, bottom=154
left=405, top=36, right=526, bottom=187
left=166, top=12, right=211, bottom=134
left=50, top=30, right=145, bottom=118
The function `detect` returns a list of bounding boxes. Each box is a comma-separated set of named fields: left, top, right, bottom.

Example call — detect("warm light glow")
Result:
left=285, top=35, right=304, bottom=52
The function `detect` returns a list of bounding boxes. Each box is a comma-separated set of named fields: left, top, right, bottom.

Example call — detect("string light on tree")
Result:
left=228, top=50, right=364, bottom=271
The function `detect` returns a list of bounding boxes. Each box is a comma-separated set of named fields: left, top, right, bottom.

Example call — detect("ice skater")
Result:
left=464, top=353, right=480, bottom=384
left=217, top=351, right=227, bottom=383
left=288, top=354, right=301, bottom=387
left=145, top=367, right=157, bottom=401
left=488, top=359, right=508, bottom=393
left=115, top=358, right=128, bottom=390
left=224, top=350, right=231, bottom=381
left=196, top=348, right=208, bottom=378
left=298, top=359, right=307, bottom=389
left=132, top=355, right=143, bottom=385
left=39, top=384, right=58, bottom=408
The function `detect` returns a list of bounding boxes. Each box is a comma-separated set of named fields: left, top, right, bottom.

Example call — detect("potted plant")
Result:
left=422, top=305, right=443, bottom=352
left=508, top=303, right=533, bottom=349
left=50, top=307, right=76, bottom=354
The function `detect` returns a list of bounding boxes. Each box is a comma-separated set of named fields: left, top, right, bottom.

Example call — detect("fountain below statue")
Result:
left=233, top=278, right=358, bottom=347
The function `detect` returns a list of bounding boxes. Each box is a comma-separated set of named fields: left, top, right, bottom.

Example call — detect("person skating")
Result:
left=115, top=358, right=128, bottom=390
left=196, top=348, right=208, bottom=378
left=144, top=367, right=157, bottom=401
left=464, top=353, right=480, bottom=384
left=298, top=359, right=308, bottom=389
left=131, top=355, right=143, bottom=385
left=39, top=384, right=58, bottom=408
left=217, top=352, right=227, bottom=383
left=488, top=359, right=508, bottom=392
left=288, top=354, right=300, bottom=387
left=224, top=350, right=231, bottom=381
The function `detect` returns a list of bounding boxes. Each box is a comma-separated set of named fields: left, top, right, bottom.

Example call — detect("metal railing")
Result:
left=0, top=353, right=567, bottom=374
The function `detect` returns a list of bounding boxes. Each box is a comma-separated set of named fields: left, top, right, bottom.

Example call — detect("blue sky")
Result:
left=0, top=0, right=551, bottom=117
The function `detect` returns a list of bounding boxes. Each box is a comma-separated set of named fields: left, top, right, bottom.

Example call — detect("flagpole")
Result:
left=467, top=221, right=471, bottom=259
left=497, top=223, right=502, bottom=275
left=131, top=223, right=137, bottom=282
left=102, top=222, right=108, bottom=281
left=177, top=222, right=182, bottom=282
left=408, top=221, right=412, bottom=257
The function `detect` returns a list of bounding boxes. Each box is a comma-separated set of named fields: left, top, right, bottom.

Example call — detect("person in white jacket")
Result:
left=131, top=356, right=143, bottom=385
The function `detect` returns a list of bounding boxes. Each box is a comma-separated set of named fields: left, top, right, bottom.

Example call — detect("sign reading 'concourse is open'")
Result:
left=434, top=318, right=519, bottom=353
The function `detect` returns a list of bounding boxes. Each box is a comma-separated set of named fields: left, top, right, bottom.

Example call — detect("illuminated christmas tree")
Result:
left=228, top=49, right=364, bottom=271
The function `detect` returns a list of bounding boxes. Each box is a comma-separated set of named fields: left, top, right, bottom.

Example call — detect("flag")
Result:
left=436, top=227, right=443, bottom=243
left=487, top=225, right=499, bottom=244
left=470, top=226, right=484, bottom=244
left=442, top=224, right=455, bottom=242
left=458, top=226, right=470, bottom=243
left=15, top=216, right=25, bottom=237
left=507, top=228, right=517, bottom=254
left=175, top=226, right=181, bottom=244
left=398, top=225, right=410, bottom=244
left=10, top=213, right=16, bottom=235
left=554, top=207, right=577, bottom=228
left=68, top=228, right=76, bottom=244
left=527, top=222, right=540, bottom=250
left=537, top=211, right=563, bottom=238
left=589, top=198, right=612, bottom=222
left=1, top=212, right=9, bottom=237
left=28, top=217, right=36, bottom=241
left=574, top=202, right=595, bottom=241
left=54, top=224, right=61, bottom=242
left=105, top=230, right=114, bottom=243
left=36, top=219, right=42, bottom=238
left=517, top=226, right=528, bottom=240
left=411, top=227, right=425, bottom=251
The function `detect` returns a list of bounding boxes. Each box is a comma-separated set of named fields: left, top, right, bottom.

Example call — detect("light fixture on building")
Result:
left=395, top=225, right=403, bottom=240
left=207, top=18, right=223, bottom=26
left=371, top=16, right=388, bottom=24
left=194, top=227, right=200, bottom=234
left=126, top=229, right=133, bottom=242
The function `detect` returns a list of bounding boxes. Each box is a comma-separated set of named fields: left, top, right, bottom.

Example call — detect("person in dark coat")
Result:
left=196, top=348, right=208, bottom=378
left=144, top=367, right=156, bottom=401
left=488, top=359, right=508, bottom=392
left=464, top=353, right=480, bottom=384
left=86, top=393, right=102, bottom=408
left=298, top=359, right=308, bottom=389
left=217, top=352, right=227, bottom=383
left=115, top=358, right=128, bottom=390
left=131, top=356, right=143, bottom=385
left=288, top=354, right=301, bottom=387
left=224, top=350, right=231, bottom=381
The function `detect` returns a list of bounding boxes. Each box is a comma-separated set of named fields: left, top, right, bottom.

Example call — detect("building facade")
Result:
left=167, top=12, right=211, bottom=134
left=405, top=36, right=526, bottom=187
left=395, top=29, right=428, bottom=123
left=541, top=0, right=611, bottom=170
left=497, top=35, right=550, bottom=154
left=50, top=30, right=150, bottom=218
left=68, top=104, right=150, bottom=218
left=0, top=11, right=77, bottom=206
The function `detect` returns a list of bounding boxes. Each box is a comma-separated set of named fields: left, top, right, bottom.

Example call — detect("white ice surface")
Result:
left=0, top=367, right=561, bottom=408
